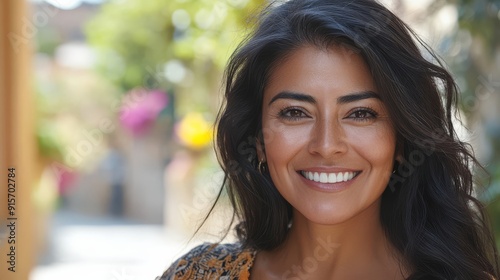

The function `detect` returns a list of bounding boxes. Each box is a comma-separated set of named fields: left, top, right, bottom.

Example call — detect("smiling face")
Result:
left=260, top=45, right=397, bottom=225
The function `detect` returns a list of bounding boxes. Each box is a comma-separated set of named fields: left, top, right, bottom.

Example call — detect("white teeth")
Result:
left=319, top=173, right=328, bottom=183
left=328, top=173, right=336, bottom=183
left=301, top=171, right=358, bottom=183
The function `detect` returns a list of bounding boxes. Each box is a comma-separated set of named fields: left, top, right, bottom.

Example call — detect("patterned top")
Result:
left=158, top=243, right=257, bottom=280
left=158, top=243, right=498, bottom=280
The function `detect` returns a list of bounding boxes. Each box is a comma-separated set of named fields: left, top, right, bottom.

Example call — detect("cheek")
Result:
left=262, top=119, right=310, bottom=162
left=345, top=123, right=396, bottom=166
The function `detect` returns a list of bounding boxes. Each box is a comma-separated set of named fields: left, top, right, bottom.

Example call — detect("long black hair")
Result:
left=212, top=0, right=499, bottom=279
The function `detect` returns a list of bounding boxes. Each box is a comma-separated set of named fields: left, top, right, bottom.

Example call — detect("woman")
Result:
left=159, top=0, right=500, bottom=279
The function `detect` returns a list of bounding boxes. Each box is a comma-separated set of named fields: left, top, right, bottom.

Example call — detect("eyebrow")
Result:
left=268, top=90, right=380, bottom=106
left=337, top=91, right=380, bottom=104
left=269, top=91, right=316, bottom=105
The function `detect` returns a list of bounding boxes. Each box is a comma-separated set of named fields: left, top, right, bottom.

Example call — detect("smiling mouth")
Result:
left=300, top=170, right=361, bottom=184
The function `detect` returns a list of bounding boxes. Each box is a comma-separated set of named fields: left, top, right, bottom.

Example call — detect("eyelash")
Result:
left=346, top=107, right=379, bottom=121
left=278, top=106, right=308, bottom=121
left=277, top=106, right=379, bottom=121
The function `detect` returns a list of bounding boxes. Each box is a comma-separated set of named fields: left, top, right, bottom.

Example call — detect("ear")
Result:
left=256, top=137, right=266, bottom=162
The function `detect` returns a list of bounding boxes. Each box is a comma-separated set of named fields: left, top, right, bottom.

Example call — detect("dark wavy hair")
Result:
left=209, top=0, right=500, bottom=279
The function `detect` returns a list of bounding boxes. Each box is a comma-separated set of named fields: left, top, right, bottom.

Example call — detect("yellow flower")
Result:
left=177, top=113, right=213, bottom=150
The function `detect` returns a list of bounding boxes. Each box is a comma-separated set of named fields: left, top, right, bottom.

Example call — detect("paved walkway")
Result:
left=30, top=210, right=200, bottom=280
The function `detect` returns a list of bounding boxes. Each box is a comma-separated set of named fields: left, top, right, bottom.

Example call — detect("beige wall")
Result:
left=0, top=1, right=37, bottom=279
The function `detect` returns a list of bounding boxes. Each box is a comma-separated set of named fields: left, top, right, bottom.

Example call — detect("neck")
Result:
left=261, top=199, right=406, bottom=279
left=287, top=199, right=387, bottom=260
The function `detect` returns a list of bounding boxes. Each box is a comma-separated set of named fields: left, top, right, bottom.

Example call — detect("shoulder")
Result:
left=157, top=242, right=256, bottom=280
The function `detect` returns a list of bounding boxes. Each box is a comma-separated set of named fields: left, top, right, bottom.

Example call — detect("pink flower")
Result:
left=119, top=89, right=169, bottom=136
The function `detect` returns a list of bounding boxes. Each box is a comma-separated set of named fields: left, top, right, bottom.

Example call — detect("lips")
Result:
left=300, top=170, right=361, bottom=184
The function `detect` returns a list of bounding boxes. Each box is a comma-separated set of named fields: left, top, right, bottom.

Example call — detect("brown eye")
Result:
left=346, top=108, right=378, bottom=121
left=288, top=109, right=304, bottom=118
left=278, top=107, right=309, bottom=120
left=354, top=111, right=369, bottom=118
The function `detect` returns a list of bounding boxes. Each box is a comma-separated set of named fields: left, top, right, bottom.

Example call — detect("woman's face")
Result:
left=260, top=45, right=396, bottom=225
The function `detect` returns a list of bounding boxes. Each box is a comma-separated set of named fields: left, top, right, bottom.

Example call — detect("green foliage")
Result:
left=86, top=0, right=173, bottom=90
left=445, top=0, right=500, bottom=246
left=85, top=0, right=266, bottom=97
left=455, top=0, right=500, bottom=54
left=36, top=27, right=62, bottom=56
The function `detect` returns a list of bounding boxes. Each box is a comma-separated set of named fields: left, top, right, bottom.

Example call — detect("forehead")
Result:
left=264, top=45, right=377, bottom=100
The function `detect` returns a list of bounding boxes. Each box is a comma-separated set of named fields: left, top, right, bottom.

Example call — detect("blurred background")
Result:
left=0, top=0, right=499, bottom=279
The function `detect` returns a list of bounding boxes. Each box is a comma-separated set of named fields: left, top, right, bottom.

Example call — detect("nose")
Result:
left=307, top=118, right=348, bottom=158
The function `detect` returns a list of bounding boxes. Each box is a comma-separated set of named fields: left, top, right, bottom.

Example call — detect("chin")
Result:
left=296, top=207, right=357, bottom=226
left=293, top=197, right=381, bottom=227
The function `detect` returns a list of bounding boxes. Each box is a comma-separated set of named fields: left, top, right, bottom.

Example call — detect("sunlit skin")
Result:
left=251, top=46, right=408, bottom=279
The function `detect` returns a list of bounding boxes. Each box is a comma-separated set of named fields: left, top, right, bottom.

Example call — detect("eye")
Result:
left=278, top=107, right=309, bottom=121
left=346, top=107, right=378, bottom=121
